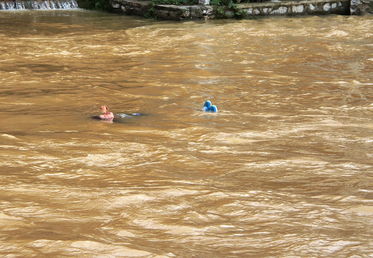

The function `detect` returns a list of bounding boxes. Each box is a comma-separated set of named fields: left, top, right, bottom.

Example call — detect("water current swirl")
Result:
left=0, top=10, right=372, bottom=256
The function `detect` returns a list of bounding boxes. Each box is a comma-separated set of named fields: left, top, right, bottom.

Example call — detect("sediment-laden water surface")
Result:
left=0, top=10, right=372, bottom=256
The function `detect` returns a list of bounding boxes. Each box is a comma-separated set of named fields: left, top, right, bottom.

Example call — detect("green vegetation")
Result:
left=210, top=0, right=250, bottom=18
left=211, top=0, right=266, bottom=5
left=78, top=0, right=112, bottom=10
left=152, top=0, right=198, bottom=4
left=211, top=0, right=233, bottom=6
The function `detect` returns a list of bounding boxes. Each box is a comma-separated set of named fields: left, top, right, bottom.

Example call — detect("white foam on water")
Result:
left=219, top=224, right=235, bottom=228
left=132, top=218, right=208, bottom=236
left=115, top=230, right=136, bottom=238
left=324, top=30, right=349, bottom=38
left=346, top=206, right=373, bottom=216
left=1, top=134, right=18, bottom=140
left=27, top=240, right=152, bottom=256
left=71, top=153, right=130, bottom=167
left=108, top=194, right=156, bottom=209
left=158, top=188, right=200, bottom=197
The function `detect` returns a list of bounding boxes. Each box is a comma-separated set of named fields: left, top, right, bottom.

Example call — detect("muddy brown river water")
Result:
left=0, top=10, right=372, bottom=257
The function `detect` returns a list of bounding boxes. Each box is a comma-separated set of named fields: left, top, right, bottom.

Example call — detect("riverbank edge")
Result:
left=109, top=0, right=372, bottom=20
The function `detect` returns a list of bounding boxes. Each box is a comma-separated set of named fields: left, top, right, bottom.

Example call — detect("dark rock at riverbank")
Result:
left=109, top=0, right=372, bottom=20
left=350, top=0, right=373, bottom=14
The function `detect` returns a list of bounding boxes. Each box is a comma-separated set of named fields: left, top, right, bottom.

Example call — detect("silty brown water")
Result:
left=0, top=10, right=372, bottom=257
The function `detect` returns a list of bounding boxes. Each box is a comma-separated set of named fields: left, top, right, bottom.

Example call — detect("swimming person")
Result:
left=92, top=105, right=145, bottom=123
left=203, top=100, right=218, bottom=113
left=203, top=100, right=212, bottom=111
left=99, top=105, right=114, bottom=121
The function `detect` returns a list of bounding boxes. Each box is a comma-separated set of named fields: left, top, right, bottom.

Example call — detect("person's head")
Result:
left=203, top=100, right=212, bottom=108
left=100, top=105, right=109, bottom=113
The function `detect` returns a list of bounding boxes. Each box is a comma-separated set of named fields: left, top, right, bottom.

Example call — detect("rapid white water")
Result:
left=0, top=0, right=78, bottom=10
